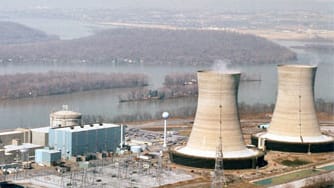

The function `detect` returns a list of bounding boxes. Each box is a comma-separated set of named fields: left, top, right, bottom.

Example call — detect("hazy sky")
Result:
left=1, top=0, right=333, bottom=12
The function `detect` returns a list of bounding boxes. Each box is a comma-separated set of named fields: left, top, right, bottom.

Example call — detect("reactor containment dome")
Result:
left=50, top=105, right=82, bottom=128
left=170, top=70, right=265, bottom=169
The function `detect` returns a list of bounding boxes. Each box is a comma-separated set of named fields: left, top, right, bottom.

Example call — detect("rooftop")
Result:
left=0, top=130, right=23, bottom=136
left=35, top=148, right=61, bottom=154
left=53, top=123, right=120, bottom=132
left=4, top=143, right=42, bottom=153
left=31, top=127, right=50, bottom=133
left=50, top=109, right=82, bottom=120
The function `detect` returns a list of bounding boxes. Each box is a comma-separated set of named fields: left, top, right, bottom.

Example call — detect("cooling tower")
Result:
left=170, top=71, right=265, bottom=169
left=252, top=65, right=334, bottom=152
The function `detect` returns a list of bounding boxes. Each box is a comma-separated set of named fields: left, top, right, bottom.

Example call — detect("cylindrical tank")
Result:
left=50, top=109, right=82, bottom=128
left=20, top=148, right=29, bottom=162
left=269, top=65, right=326, bottom=140
left=130, top=145, right=142, bottom=153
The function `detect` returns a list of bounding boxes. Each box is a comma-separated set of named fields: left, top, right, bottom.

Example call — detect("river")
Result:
left=0, top=40, right=333, bottom=130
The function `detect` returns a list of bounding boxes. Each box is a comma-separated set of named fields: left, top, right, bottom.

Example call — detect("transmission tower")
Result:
left=211, top=105, right=226, bottom=188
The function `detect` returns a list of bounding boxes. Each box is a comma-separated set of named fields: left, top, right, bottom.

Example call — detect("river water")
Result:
left=0, top=41, right=333, bottom=130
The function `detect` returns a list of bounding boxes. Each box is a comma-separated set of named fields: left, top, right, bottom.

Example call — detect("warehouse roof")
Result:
left=53, top=123, right=120, bottom=133
left=36, top=148, right=61, bottom=154
left=4, top=143, right=42, bottom=153
left=31, top=127, right=50, bottom=133
left=0, top=130, right=23, bottom=136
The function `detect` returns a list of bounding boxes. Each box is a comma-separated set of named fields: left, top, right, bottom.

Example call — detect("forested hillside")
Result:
left=0, top=21, right=58, bottom=45
left=0, top=27, right=296, bottom=65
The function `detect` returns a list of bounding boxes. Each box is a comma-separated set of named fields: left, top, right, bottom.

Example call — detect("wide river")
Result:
left=0, top=40, right=333, bottom=130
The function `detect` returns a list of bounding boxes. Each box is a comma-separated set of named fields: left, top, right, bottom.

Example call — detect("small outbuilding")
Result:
left=35, top=148, right=61, bottom=166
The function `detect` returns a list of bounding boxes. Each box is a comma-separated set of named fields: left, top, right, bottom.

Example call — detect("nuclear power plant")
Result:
left=252, top=64, right=334, bottom=152
left=170, top=70, right=265, bottom=169
left=0, top=65, right=333, bottom=187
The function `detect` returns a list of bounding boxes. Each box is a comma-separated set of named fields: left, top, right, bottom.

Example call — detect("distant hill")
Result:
left=0, top=21, right=59, bottom=45
left=0, top=28, right=296, bottom=65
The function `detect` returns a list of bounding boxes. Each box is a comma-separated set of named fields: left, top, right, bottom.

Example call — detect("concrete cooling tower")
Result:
left=252, top=65, right=334, bottom=153
left=170, top=71, right=265, bottom=169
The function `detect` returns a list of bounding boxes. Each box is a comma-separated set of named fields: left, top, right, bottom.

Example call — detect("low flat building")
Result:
left=35, top=148, right=61, bottom=166
left=2, top=143, right=43, bottom=163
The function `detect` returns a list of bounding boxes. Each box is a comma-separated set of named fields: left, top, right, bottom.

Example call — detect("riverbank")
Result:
left=0, top=72, right=148, bottom=100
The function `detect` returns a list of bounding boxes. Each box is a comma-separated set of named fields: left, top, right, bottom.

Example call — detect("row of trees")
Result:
left=83, top=106, right=198, bottom=124
left=119, top=73, right=198, bottom=102
left=119, top=72, right=263, bottom=102
left=0, top=71, right=148, bottom=100
left=0, top=27, right=296, bottom=65
left=119, top=72, right=333, bottom=118
left=84, top=99, right=333, bottom=124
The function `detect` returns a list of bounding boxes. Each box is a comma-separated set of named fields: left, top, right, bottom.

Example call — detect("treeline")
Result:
left=82, top=99, right=333, bottom=124
left=119, top=73, right=198, bottom=102
left=0, top=72, right=148, bottom=100
left=83, top=106, right=198, bottom=124
left=239, top=99, right=334, bottom=115
left=292, top=44, right=334, bottom=54
left=0, top=21, right=58, bottom=45
left=119, top=72, right=262, bottom=102
left=0, top=27, right=296, bottom=65
left=315, top=98, right=334, bottom=114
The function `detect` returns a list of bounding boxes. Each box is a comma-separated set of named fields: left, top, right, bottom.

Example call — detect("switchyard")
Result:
left=10, top=153, right=194, bottom=188
left=1, top=117, right=333, bottom=188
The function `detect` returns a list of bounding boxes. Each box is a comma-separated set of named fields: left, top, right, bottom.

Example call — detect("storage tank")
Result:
left=170, top=70, right=265, bottom=169
left=130, top=145, right=142, bottom=153
left=50, top=105, right=81, bottom=128
left=252, top=65, right=334, bottom=152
